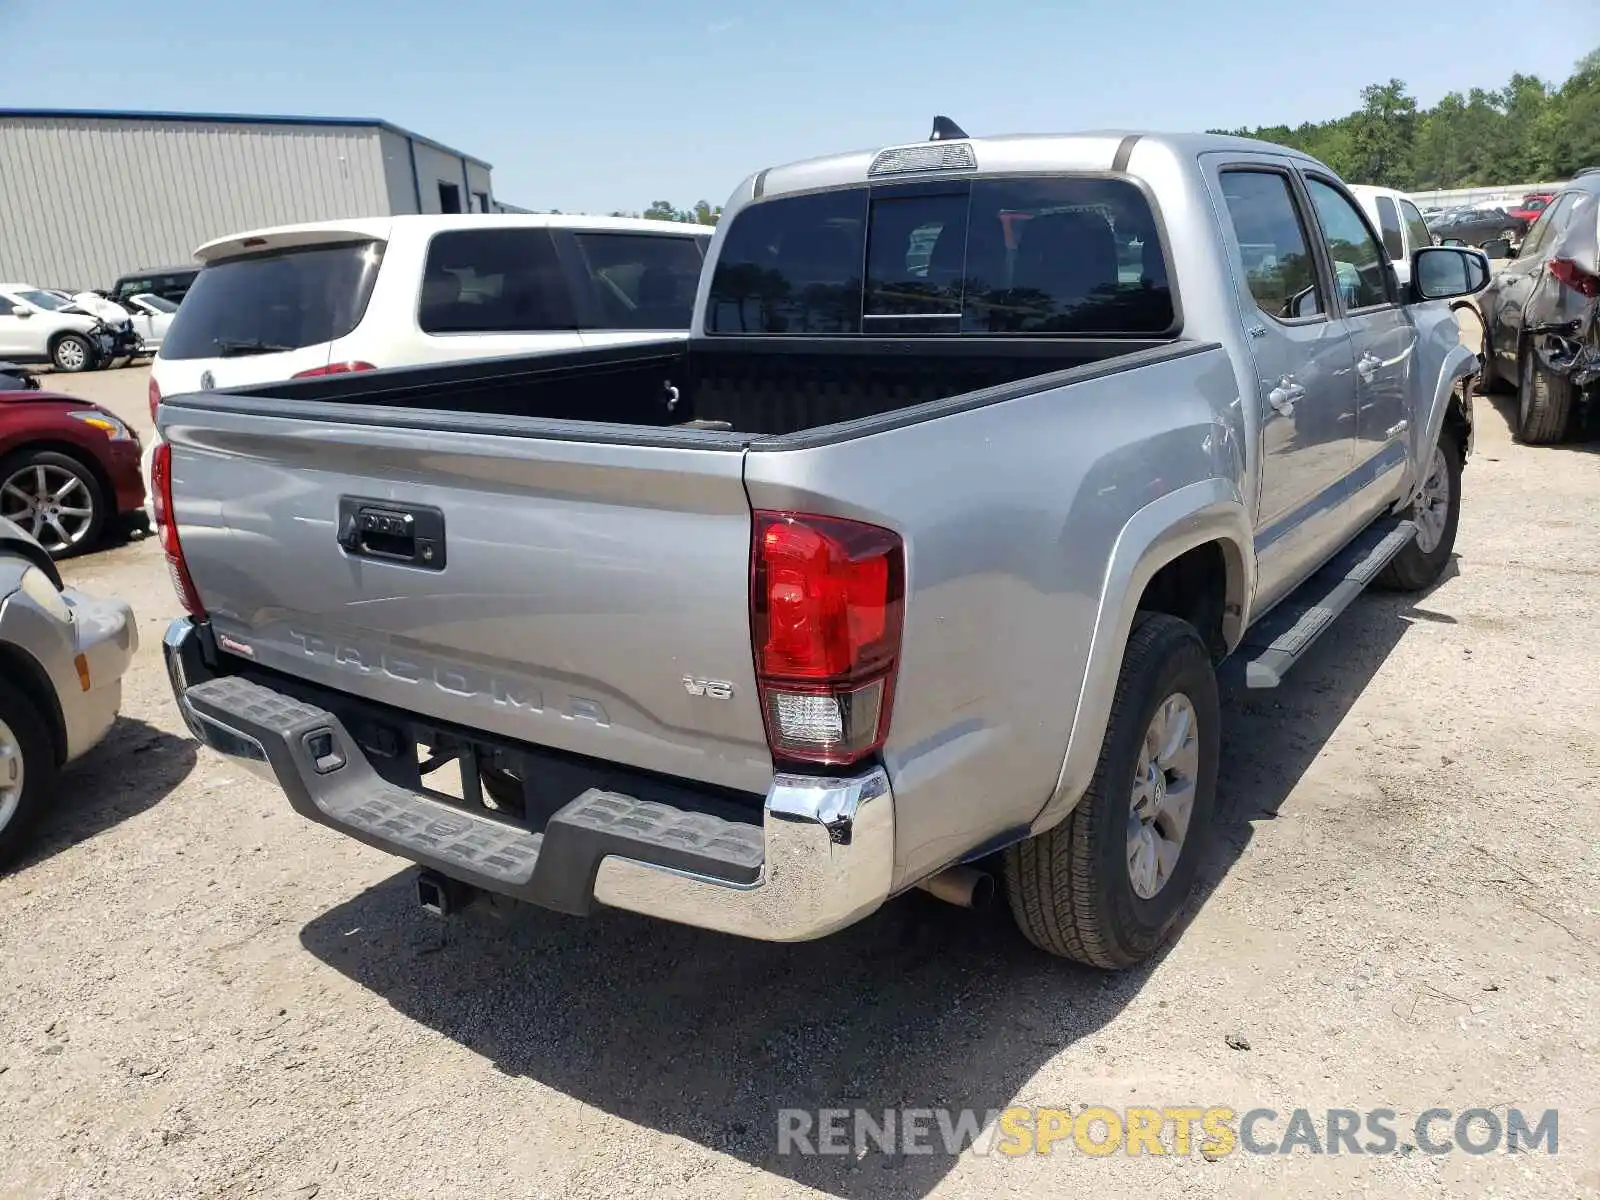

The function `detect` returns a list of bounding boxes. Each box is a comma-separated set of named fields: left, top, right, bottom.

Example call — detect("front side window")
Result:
left=418, top=228, right=575, bottom=334
left=571, top=232, right=705, bottom=330
left=1218, top=170, right=1324, bottom=320
left=1305, top=177, right=1392, bottom=310
left=161, top=241, right=385, bottom=360
left=705, top=176, right=1174, bottom=336
left=1375, top=196, right=1404, bottom=261
left=1399, top=201, right=1433, bottom=257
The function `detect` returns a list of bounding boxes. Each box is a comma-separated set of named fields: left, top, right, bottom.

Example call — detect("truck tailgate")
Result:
left=162, top=406, right=774, bottom=795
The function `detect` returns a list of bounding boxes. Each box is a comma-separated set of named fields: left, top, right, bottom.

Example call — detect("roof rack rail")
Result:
left=930, top=116, right=968, bottom=142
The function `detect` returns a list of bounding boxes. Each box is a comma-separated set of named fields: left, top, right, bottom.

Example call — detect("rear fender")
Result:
left=1030, top=478, right=1252, bottom=835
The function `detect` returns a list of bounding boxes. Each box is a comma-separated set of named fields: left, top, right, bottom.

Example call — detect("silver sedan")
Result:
left=0, top=517, right=136, bottom=862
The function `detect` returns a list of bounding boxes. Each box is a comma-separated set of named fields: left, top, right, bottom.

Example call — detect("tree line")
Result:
left=1213, top=48, right=1599, bottom=191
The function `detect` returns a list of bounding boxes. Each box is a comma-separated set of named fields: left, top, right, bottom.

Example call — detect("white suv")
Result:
left=0, top=285, right=119, bottom=373
left=144, top=213, right=713, bottom=510
left=1348, top=185, right=1437, bottom=288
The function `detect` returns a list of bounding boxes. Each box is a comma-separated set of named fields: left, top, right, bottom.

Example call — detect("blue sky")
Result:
left=5, top=0, right=1595, bottom=213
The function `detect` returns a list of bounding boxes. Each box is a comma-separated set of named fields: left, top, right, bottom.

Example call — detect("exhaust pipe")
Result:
left=416, top=868, right=476, bottom=918
left=917, top=865, right=994, bottom=910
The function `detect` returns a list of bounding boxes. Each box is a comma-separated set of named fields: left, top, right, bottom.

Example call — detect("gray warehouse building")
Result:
left=0, top=109, right=499, bottom=289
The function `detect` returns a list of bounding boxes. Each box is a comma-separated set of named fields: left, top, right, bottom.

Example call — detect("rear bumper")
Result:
left=163, top=618, right=894, bottom=941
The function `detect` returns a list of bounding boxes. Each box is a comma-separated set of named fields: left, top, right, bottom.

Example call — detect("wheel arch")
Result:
left=0, top=641, right=67, bottom=767
left=1030, top=478, right=1251, bottom=836
left=0, top=442, right=116, bottom=521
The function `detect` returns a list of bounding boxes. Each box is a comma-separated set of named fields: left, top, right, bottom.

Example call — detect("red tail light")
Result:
left=1550, top=258, right=1599, bottom=299
left=291, top=361, right=377, bottom=379
left=150, top=442, right=206, bottom=618
left=147, top=376, right=161, bottom=425
left=751, top=511, right=904, bottom=767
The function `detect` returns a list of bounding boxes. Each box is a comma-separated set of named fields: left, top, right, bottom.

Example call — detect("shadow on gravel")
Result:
left=300, top=578, right=1446, bottom=1198
left=304, top=878, right=1150, bottom=1198
left=12, top=717, right=195, bottom=869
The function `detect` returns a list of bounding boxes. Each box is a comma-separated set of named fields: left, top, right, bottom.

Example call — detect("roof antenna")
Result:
left=930, top=116, right=968, bottom=142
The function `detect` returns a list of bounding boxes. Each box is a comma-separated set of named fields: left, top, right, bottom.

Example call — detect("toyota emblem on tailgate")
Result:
left=199, top=370, right=215, bottom=390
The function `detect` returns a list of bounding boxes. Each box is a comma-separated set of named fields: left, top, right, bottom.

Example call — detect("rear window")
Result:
left=418, top=228, right=575, bottom=334
left=571, top=232, right=705, bottom=330
left=161, top=243, right=382, bottom=361
left=706, top=176, right=1175, bottom=336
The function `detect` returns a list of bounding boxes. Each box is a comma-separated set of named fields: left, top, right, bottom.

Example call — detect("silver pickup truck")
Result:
left=157, top=127, right=1488, bottom=968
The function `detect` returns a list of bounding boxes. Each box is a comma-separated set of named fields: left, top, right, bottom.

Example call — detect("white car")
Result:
left=0, top=285, right=117, bottom=373
left=1348, top=185, right=1436, bottom=288
left=122, top=293, right=177, bottom=354
left=143, top=213, right=712, bottom=514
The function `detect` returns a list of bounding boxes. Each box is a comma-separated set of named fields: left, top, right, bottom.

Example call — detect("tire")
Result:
left=1478, top=316, right=1513, bottom=394
left=1377, top=426, right=1462, bottom=592
left=1004, top=613, right=1220, bottom=968
left=50, top=333, right=94, bottom=373
left=1515, top=345, right=1577, bottom=445
left=0, top=677, right=58, bottom=868
left=0, top=449, right=107, bottom=560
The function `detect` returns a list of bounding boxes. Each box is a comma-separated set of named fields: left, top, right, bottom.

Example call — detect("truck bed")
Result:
left=212, top=336, right=1176, bottom=438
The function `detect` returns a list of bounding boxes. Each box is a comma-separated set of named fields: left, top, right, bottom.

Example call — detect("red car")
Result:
left=1507, top=192, right=1556, bottom=225
left=0, top=371, right=146, bottom=559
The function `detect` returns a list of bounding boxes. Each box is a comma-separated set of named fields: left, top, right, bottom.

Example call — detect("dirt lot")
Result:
left=3, top=356, right=1598, bottom=1199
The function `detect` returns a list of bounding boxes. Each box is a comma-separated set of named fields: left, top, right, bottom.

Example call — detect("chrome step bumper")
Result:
left=163, top=617, right=894, bottom=941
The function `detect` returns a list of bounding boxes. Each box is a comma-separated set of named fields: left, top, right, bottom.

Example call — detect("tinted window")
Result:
left=961, top=177, right=1173, bottom=334
left=1520, top=192, right=1578, bottom=260
left=707, top=189, right=866, bottom=334
left=1305, top=177, right=1392, bottom=310
left=1375, top=196, right=1404, bottom=260
left=161, top=242, right=384, bottom=361
left=570, top=232, right=705, bottom=330
left=1218, top=170, right=1324, bottom=320
left=706, top=176, right=1173, bottom=336
left=1399, top=201, right=1433, bottom=257
left=419, top=228, right=575, bottom=334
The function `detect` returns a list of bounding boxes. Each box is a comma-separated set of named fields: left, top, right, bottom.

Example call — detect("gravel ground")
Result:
left=3, top=353, right=1598, bottom=1199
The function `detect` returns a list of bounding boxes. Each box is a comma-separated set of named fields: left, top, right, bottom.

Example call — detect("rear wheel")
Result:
left=0, top=449, right=107, bottom=559
left=1004, top=614, right=1219, bottom=968
left=1516, top=344, right=1576, bottom=445
left=0, top=679, right=57, bottom=867
left=51, top=333, right=94, bottom=374
left=1477, top=313, right=1513, bottom=394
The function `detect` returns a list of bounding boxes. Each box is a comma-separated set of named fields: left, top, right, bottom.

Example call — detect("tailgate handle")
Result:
left=337, top=497, right=446, bottom=570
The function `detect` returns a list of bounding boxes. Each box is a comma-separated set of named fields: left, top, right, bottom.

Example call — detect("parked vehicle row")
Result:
left=154, top=125, right=1489, bottom=969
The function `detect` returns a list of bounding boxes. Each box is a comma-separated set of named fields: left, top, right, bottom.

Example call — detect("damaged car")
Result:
left=1477, top=174, right=1600, bottom=444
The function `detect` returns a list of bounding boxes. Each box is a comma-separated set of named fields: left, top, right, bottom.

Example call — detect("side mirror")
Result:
left=1480, top=238, right=1513, bottom=260
left=1438, top=237, right=1467, bottom=248
left=8, top=305, right=31, bottom=318
left=1409, top=246, right=1491, bottom=302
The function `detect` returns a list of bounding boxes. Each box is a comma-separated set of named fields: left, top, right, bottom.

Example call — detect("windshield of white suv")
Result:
left=15, top=289, right=71, bottom=312
left=161, top=240, right=385, bottom=360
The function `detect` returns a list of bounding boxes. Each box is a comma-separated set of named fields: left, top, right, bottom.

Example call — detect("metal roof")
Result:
left=0, top=108, right=492, bottom=170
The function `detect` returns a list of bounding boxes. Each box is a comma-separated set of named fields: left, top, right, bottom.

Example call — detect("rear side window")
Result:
left=1375, top=196, right=1404, bottom=261
left=418, top=228, right=575, bottom=334
left=1218, top=170, right=1324, bottom=320
left=1399, top=201, right=1432, bottom=257
left=571, top=232, right=705, bottom=330
left=706, top=176, right=1174, bottom=336
left=160, top=242, right=384, bottom=361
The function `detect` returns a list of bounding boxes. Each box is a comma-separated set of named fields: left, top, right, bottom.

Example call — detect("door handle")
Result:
left=1268, top=378, right=1304, bottom=417
left=337, top=497, right=447, bottom=570
left=1357, top=351, right=1381, bottom=383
